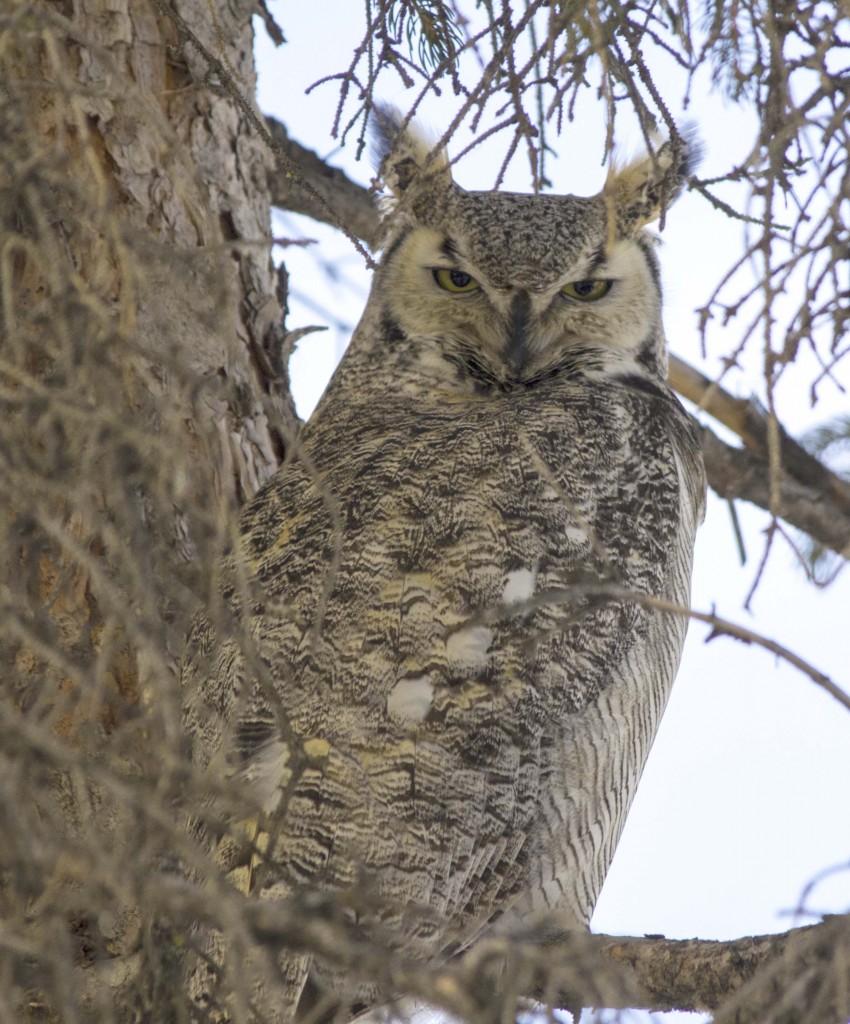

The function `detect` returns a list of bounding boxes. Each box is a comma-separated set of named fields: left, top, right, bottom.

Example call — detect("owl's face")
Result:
left=370, top=107, right=696, bottom=392
left=378, top=189, right=665, bottom=388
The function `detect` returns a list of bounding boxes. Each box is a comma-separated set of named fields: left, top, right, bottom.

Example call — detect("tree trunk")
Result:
left=1, top=1, right=287, bottom=1017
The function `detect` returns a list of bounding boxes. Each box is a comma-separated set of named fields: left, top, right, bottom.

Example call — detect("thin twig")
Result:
left=477, top=583, right=850, bottom=713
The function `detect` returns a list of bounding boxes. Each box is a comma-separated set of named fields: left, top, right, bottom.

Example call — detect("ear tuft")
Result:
left=370, top=102, right=451, bottom=198
left=604, top=124, right=702, bottom=234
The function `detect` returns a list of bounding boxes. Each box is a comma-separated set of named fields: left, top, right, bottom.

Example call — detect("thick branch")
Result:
left=266, top=117, right=850, bottom=561
left=87, top=857, right=849, bottom=1024
left=267, top=117, right=382, bottom=248
left=581, top=917, right=850, bottom=1021
left=170, top=881, right=850, bottom=1023
left=702, top=425, right=850, bottom=557
left=671, top=356, right=850, bottom=519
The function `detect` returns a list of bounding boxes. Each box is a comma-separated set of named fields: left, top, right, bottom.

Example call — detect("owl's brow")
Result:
left=440, top=236, right=460, bottom=261
left=574, top=243, right=608, bottom=278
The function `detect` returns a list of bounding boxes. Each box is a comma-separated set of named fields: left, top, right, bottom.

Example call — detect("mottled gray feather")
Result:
left=181, top=111, right=706, bottom=1022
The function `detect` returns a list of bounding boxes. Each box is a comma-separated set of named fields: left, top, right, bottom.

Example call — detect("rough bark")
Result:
left=266, top=118, right=850, bottom=560
left=584, top=917, right=850, bottom=1021
left=1, top=0, right=289, bottom=1017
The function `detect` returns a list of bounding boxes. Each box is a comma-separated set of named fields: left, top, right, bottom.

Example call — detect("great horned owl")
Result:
left=182, top=107, right=706, bottom=1022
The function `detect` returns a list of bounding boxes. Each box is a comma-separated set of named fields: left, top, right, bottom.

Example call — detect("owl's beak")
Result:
left=504, top=290, right=532, bottom=380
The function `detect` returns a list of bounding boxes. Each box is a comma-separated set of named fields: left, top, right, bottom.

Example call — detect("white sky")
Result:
left=254, top=6, right=850, bottom=1021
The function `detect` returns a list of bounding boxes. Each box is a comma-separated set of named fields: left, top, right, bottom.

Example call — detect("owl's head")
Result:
left=368, top=105, right=697, bottom=391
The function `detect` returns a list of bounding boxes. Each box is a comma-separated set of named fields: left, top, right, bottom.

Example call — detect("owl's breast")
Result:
left=232, top=377, right=696, bottom=938
left=251, top=380, right=683, bottom=705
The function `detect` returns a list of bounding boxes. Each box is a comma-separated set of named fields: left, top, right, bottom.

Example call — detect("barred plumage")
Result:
left=182, top=107, right=706, bottom=1021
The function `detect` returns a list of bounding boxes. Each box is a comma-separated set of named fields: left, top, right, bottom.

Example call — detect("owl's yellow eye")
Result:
left=433, top=268, right=481, bottom=293
left=561, top=279, right=612, bottom=302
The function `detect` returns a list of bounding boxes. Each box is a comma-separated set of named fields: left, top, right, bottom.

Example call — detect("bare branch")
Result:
left=583, top=916, right=850, bottom=1021
left=701, top=426, right=850, bottom=559
left=266, top=117, right=382, bottom=249
left=671, top=355, right=850, bottom=518
left=160, top=883, right=850, bottom=1023
left=474, top=582, right=850, bottom=713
